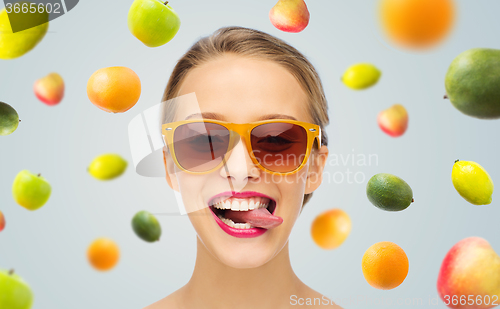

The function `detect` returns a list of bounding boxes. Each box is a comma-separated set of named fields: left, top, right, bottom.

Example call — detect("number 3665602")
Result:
left=5, top=2, right=61, bottom=14
left=443, top=295, right=499, bottom=306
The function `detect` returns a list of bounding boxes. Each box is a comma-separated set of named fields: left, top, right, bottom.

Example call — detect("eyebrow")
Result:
left=184, top=112, right=298, bottom=121
left=185, top=112, right=224, bottom=120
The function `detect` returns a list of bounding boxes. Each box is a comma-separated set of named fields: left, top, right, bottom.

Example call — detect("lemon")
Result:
left=88, top=154, right=127, bottom=180
left=452, top=160, right=494, bottom=205
left=341, top=63, right=381, bottom=90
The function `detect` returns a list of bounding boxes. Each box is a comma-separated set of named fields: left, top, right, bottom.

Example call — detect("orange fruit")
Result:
left=311, top=209, right=351, bottom=249
left=87, top=237, right=120, bottom=271
left=362, top=241, right=409, bottom=290
left=87, top=66, right=141, bottom=113
left=379, top=0, right=456, bottom=49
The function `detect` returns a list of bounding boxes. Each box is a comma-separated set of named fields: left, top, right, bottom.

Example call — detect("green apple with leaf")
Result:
left=128, top=0, right=181, bottom=47
left=0, top=269, right=34, bottom=309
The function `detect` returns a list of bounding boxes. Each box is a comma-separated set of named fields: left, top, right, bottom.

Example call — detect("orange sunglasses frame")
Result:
left=161, top=119, right=322, bottom=176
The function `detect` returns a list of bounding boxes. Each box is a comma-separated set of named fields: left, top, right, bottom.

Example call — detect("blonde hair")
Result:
left=161, top=26, right=329, bottom=207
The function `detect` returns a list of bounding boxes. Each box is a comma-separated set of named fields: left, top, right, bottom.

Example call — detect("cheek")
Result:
left=176, top=173, right=210, bottom=213
left=278, top=168, right=309, bottom=214
left=282, top=167, right=308, bottom=192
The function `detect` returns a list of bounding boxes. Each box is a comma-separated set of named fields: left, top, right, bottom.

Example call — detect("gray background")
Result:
left=1, top=0, right=499, bottom=308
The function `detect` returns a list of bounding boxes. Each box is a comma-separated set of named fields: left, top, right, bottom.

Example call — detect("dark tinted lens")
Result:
left=173, top=122, right=230, bottom=172
left=251, top=123, right=308, bottom=173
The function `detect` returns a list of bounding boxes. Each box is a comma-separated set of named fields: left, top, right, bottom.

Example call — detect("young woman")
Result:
left=147, top=26, right=341, bottom=309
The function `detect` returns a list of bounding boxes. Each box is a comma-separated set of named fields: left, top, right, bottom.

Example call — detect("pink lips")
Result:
left=210, top=211, right=269, bottom=238
left=208, top=191, right=277, bottom=238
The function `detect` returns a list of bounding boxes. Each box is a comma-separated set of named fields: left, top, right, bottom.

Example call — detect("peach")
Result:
left=269, top=0, right=309, bottom=33
left=34, top=73, right=64, bottom=106
left=437, top=237, right=500, bottom=309
left=377, top=104, right=408, bottom=137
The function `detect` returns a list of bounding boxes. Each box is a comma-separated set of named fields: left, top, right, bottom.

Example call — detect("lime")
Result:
left=366, top=173, right=413, bottom=211
left=0, top=102, right=19, bottom=136
left=88, top=154, right=127, bottom=180
left=452, top=160, right=494, bottom=205
left=341, top=63, right=381, bottom=90
left=132, top=210, right=161, bottom=242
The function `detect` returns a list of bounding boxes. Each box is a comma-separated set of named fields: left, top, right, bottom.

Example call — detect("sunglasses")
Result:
left=161, top=119, right=322, bottom=176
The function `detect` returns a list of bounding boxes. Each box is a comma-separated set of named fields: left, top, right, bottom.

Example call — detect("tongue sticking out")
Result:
left=224, top=207, right=283, bottom=229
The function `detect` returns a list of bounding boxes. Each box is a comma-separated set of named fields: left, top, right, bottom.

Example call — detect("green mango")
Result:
left=445, top=48, right=500, bottom=119
left=0, top=102, right=19, bottom=136
left=0, top=4, right=49, bottom=60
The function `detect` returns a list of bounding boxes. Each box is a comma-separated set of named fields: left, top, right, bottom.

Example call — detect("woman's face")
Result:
left=164, top=54, right=328, bottom=268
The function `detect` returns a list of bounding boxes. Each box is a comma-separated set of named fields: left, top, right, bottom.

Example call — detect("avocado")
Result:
left=366, top=173, right=413, bottom=211
left=445, top=48, right=500, bottom=119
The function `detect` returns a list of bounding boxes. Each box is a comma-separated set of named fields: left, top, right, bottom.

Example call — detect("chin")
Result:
left=213, top=243, right=278, bottom=268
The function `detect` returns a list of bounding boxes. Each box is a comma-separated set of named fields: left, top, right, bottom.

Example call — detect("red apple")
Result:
left=0, top=210, right=5, bottom=232
left=269, top=0, right=310, bottom=33
left=34, top=73, right=64, bottom=106
left=377, top=104, right=408, bottom=137
left=437, top=237, right=500, bottom=309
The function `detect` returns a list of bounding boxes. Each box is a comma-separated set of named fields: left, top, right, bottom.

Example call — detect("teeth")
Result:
left=231, top=200, right=240, bottom=211
left=218, top=214, right=252, bottom=229
left=211, top=197, right=271, bottom=211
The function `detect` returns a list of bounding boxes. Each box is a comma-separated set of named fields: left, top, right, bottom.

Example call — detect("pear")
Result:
left=269, top=0, right=310, bottom=33
left=0, top=4, right=49, bottom=60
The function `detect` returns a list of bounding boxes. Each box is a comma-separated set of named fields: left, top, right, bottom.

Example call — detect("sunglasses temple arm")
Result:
left=317, top=128, right=322, bottom=149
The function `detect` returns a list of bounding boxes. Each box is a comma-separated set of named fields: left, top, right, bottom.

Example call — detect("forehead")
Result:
left=175, top=54, right=311, bottom=123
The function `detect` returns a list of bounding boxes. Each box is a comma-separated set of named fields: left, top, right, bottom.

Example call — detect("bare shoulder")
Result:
left=142, top=288, right=184, bottom=309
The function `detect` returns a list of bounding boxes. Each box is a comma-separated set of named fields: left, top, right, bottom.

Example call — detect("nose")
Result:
left=219, top=136, right=261, bottom=187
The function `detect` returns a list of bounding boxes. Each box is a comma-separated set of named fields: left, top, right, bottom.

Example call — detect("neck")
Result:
left=183, top=237, right=301, bottom=308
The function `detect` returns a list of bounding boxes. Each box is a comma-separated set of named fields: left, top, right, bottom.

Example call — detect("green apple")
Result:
left=0, top=4, right=49, bottom=60
left=127, top=0, right=181, bottom=47
left=12, top=170, right=51, bottom=211
left=0, top=269, right=34, bottom=309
